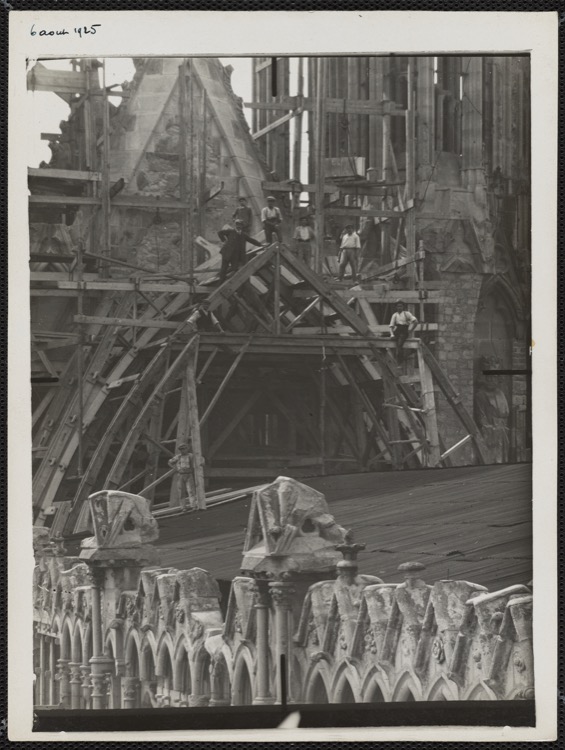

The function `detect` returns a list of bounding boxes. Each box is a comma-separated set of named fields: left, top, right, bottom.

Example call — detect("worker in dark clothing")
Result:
left=232, top=197, right=253, bottom=234
left=218, top=219, right=263, bottom=282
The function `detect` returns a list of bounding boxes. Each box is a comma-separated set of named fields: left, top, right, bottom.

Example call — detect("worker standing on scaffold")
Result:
left=389, top=300, right=418, bottom=363
left=168, top=439, right=202, bottom=512
left=232, top=196, right=253, bottom=234
left=292, top=215, right=316, bottom=267
left=338, top=224, right=361, bottom=282
left=261, top=196, right=283, bottom=244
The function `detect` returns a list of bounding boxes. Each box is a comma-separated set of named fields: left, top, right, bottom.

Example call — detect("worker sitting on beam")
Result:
left=389, top=300, right=418, bottom=363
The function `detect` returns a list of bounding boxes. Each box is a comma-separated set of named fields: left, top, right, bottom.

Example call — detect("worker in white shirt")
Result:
left=261, top=196, right=283, bottom=244
left=389, top=300, right=418, bottom=361
left=292, top=216, right=315, bottom=267
left=338, top=224, right=361, bottom=282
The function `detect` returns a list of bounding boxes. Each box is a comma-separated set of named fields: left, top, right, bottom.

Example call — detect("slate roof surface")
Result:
left=156, top=463, right=532, bottom=592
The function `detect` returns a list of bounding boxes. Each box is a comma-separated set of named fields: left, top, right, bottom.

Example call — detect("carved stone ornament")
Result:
left=125, top=597, right=139, bottom=624
left=307, top=618, right=319, bottom=647
left=62, top=590, right=74, bottom=612
left=338, top=628, right=348, bottom=652
left=432, top=637, right=445, bottom=664
left=270, top=583, right=296, bottom=608
left=175, top=605, right=186, bottom=624
left=81, top=490, right=159, bottom=553
left=364, top=625, right=377, bottom=655
left=123, top=677, right=140, bottom=700
left=513, top=653, right=526, bottom=673
left=188, top=618, right=204, bottom=641
left=310, top=651, right=326, bottom=664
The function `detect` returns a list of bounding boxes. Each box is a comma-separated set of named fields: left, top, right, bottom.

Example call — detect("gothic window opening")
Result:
left=158, top=648, right=173, bottom=702
left=308, top=672, right=329, bottom=704
left=366, top=680, right=385, bottom=702
left=337, top=677, right=356, bottom=704
left=232, top=659, right=253, bottom=706
left=177, top=648, right=192, bottom=704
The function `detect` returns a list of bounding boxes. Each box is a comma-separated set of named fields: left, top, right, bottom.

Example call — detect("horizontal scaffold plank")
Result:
left=27, top=64, right=88, bottom=95
left=244, top=97, right=405, bottom=116
left=28, top=167, right=102, bottom=182
left=74, top=315, right=180, bottom=329
left=293, top=288, right=444, bottom=302
left=328, top=206, right=408, bottom=219
left=193, top=334, right=420, bottom=356
left=292, top=324, right=437, bottom=335
left=29, top=194, right=189, bottom=210
left=30, top=272, right=100, bottom=282
left=262, top=180, right=403, bottom=195
left=36, top=280, right=209, bottom=294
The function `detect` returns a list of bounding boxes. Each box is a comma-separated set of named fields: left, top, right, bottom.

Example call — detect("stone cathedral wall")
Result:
left=32, top=484, right=533, bottom=710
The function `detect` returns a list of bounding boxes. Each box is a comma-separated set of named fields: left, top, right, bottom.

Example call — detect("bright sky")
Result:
left=27, top=56, right=309, bottom=183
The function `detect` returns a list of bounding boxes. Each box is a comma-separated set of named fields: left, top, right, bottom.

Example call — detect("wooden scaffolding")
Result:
left=28, top=57, right=489, bottom=533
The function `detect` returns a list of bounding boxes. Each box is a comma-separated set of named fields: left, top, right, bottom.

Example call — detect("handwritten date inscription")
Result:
left=30, top=24, right=101, bottom=38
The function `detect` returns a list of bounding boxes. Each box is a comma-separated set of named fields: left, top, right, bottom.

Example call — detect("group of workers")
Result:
left=219, top=194, right=364, bottom=281
left=170, top=198, right=418, bottom=511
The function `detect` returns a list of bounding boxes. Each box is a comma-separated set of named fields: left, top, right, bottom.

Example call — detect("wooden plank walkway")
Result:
left=156, top=463, right=532, bottom=592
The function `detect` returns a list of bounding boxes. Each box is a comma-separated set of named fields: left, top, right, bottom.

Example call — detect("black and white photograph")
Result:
left=8, top=10, right=557, bottom=742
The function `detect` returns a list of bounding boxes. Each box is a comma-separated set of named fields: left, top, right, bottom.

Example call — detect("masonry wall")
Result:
left=434, top=274, right=484, bottom=465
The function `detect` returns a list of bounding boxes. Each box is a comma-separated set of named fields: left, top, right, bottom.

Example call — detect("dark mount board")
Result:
left=34, top=700, right=535, bottom=733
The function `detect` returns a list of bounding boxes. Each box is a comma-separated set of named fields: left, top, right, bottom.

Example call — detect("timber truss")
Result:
left=32, top=242, right=489, bottom=532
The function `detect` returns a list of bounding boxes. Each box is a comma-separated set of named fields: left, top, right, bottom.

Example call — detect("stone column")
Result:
left=123, top=676, right=140, bottom=709
left=89, top=672, right=108, bottom=711
left=269, top=580, right=295, bottom=704
left=48, top=638, right=56, bottom=705
left=80, top=665, right=91, bottom=709
left=56, top=659, right=71, bottom=708
left=209, top=654, right=230, bottom=707
left=188, top=695, right=210, bottom=707
left=69, top=662, right=83, bottom=709
left=416, top=56, right=435, bottom=184
left=88, top=568, right=111, bottom=710
left=252, top=580, right=274, bottom=705
left=461, top=56, right=484, bottom=190
left=38, top=634, right=45, bottom=706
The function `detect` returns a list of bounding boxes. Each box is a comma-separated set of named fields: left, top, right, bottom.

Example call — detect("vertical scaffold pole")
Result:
left=314, top=57, right=327, bottom=275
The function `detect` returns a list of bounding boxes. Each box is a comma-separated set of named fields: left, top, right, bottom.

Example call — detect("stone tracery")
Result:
left=33, top=478, right=533, bottom=709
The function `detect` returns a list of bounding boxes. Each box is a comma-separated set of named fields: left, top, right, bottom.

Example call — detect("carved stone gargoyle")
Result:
left=79, top=490, right=159, bottom=564
left=241, top=476, right=347, bottom=577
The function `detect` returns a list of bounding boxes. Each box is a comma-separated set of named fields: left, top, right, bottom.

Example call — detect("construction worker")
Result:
left=261, top=196, right=283, bottom=244
left=232, top=196, right=253, bottom=234
left=168, top=440, right=198, bottom=512
left=217, top=220, right=263, bottom=282
left=292, top=216, right=315, bottom=267
left=338, top=224, right=361, bottom=282
left=389, top=300, right=418, bottom=362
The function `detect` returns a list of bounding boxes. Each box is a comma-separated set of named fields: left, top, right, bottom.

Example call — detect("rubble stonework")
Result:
left=33, top=481, right=533, bottom=708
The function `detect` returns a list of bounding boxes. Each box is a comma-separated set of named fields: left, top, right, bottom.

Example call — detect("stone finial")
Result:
left=335, top=531, right=366, bottom=583
left=336, top=529, right=366, bottom=561
left=50, top=536, right=68, bottom=556
left=80, top=490, right=159, bottom=563
left=241, top=477, right=347, bottom=577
